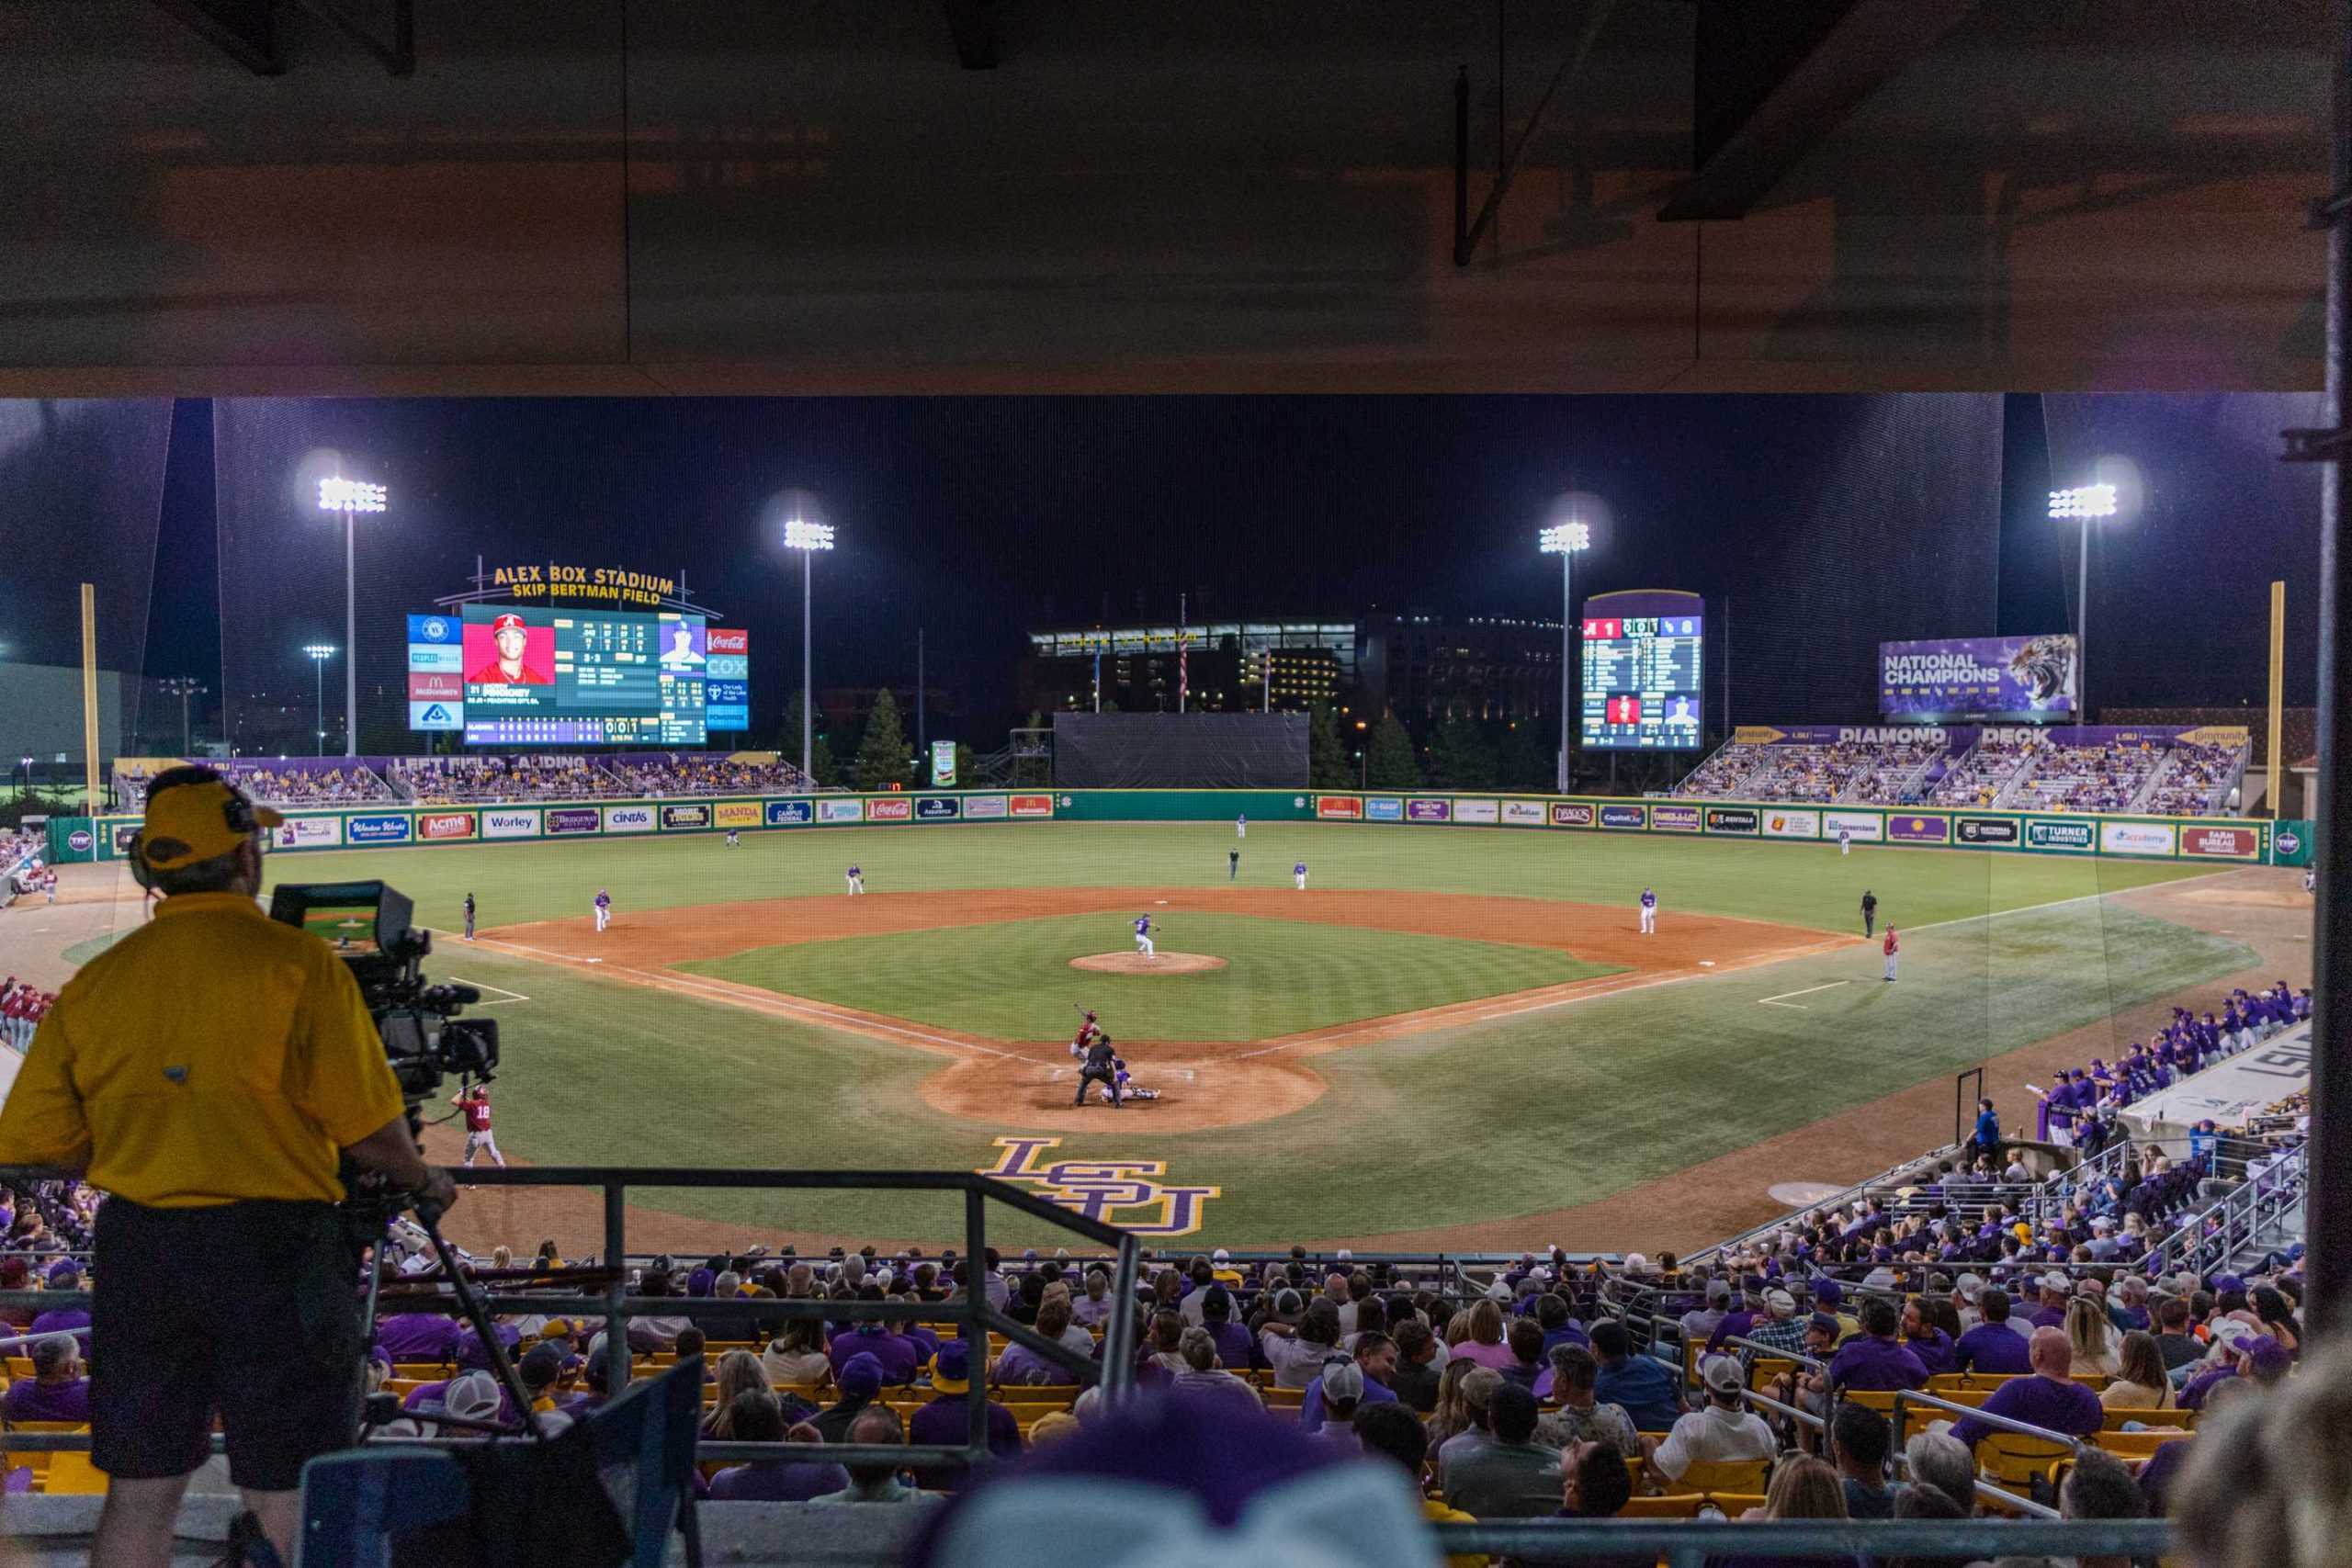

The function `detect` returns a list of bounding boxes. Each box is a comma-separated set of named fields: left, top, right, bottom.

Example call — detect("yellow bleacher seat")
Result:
left=2099, top=1406, right=2186, bottom=1430
left=1838, top=1390, right=1898, bottom=1416
left=1261, top=1386, right=1306, bottom=1408
left=1704, top=1492, right=1767, bottom=1516
left=1622, top=1494, right=1707, bottom=1519
left=41, top=1450, right=107, bottom=1494
left=1747, top=1359, right=1795, bottom=1391
left=1975, top=1430, right=2075, bottom=1488
left=1675, top=1458, right=1770, bottom=1494
left=3, top=1421, right=86, bottom=1489
left=4, top=1359, right=35, bottom=1380
left=2094, top=1430, right=2193, bottom=1461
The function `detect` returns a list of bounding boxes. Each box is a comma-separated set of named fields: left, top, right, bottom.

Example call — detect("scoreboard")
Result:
left=404, top=604, right=750, bottom=746
left=1579, top=589, right=1704, bottom=751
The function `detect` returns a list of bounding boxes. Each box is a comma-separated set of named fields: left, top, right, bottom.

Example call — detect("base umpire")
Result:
left=0, top=766, right=457, bottom=1568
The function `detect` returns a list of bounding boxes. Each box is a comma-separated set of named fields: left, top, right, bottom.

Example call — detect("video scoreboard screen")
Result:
left=405, top=605, right=750, bottom=746
left=1579, top=590, right=1704, bottom=751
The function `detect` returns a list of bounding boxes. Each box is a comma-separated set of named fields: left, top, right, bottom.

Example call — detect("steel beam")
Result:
left=153, top=0, right=283, bottom=73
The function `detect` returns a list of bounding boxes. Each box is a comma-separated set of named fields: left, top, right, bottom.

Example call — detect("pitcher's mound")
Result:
left=1069, top=952, right=1228, bottom=976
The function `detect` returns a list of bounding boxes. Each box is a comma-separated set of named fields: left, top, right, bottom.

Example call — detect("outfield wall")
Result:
left=43, top=788, right=2304, bottom=869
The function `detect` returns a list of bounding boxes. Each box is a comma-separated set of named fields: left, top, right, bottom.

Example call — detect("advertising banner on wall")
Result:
left=2100, top=821, right=2177, bottom=855
left=1501, top=800, right=1547, bottom=826
left=963, top=794, right=1009, bottom=819
left=1550, top=802, right=1595, bottom=827
left=819, top=798, right=866, bottom=823
left=1760, top=809, right=1819, bottom=840
left=1317, top=795, right=1364, bottom=820
left=1009, top=795, right=1054, bottom=818
left=1648, top=803, right=1699, bottom=832
left=1453, top=799, right=1500, bottom=824
left=603, top=804, right=656, bottom=833
left=2179, top=825, right=2259, bottom=859
left=714, top=801, right=763, bottom=829
left=2024, top=818, right=2095, bottom=852
left=866, top=797, right=914, bottom=822
left=547, top=807, right=601, bottom=835
left=274, top=816, right=344, bottom=850
left=1886, top=813, right=1951, bottom=844
left=916, top=796, right=961, bottom=820
left=766, top=799, right=815, bottom=826
left=1879, top=635, right=2076, bottom=722
left=417, top=811, right=477, bottom=841
left=1955, top=815, right=2020, bottom=846
left=1407, top=799, right=1453, bottom=822
left=1600, top=804, right=1647, bottom=829
left=931, top=740, right=957, bottom=788
left=1704, top=807, right=1759, bottom=835
left=346, top=814, right=413, bottom=845
left=483, top=808, right=543, bottom=839
left=1823, top=810, right=1883, bottom=843
left=659, top=804, right=712, bottom=829
left=1366, top=796, right=1405, bottom=821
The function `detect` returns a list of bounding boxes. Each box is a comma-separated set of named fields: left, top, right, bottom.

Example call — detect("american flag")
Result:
left=1178, top=595, right=1189, bottom=713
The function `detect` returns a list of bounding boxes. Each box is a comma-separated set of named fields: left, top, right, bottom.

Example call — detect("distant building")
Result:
left=1358, top=612, right=1566, bottom=725
left=1019, top=618, right=1358, bottom=714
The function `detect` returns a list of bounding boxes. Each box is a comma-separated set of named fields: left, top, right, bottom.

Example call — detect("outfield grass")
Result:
left=264, top=820, right=2215, bottom=941
left=677, top=911, right=1622, bottom=1042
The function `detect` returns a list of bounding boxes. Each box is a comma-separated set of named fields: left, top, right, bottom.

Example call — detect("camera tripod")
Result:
left=354, top=1184, right=546, bottom=1447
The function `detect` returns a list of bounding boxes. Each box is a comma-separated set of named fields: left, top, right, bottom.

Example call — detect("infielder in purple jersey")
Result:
left=1639, top=886, right=1657, bottom=934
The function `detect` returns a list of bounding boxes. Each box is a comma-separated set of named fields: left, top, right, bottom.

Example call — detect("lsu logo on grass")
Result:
left=978, top=1137, right=1221, bottom=1237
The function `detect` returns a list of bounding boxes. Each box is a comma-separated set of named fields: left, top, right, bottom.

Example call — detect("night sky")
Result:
left=81, top=391, right=2323, bottom=747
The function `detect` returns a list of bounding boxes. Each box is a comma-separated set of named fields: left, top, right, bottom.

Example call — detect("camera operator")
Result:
left=0, top=766, right=458, bottom=1568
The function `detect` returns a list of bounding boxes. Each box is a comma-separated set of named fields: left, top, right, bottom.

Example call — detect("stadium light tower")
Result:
left=303, top=644, right=338, bottom=756
left=1539, top=515, right=1593, bottom=794
left=157, top=676, right=207, bottom=755
left=783, top=516, right=836, bottom=783
left=2049, top=482, right=2119, bottom=716
left=316, top=474, right=386, bottom=757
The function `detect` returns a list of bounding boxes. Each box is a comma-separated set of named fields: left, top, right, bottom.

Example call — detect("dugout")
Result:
left=1052, top=712, right=1306, bottom=788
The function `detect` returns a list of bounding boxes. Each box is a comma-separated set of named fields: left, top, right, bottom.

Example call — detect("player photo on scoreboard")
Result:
left=462, top=605, right=558, bottom=706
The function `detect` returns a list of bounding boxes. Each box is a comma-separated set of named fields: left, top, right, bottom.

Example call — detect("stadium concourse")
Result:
left=112, top=751, right=818, bottom=812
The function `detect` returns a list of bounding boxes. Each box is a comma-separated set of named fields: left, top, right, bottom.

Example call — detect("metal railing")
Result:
left=0, top=1164, right=1144, bottom=1476
left=2143, top=1141, right=2308, bottom=1279
left=1435, top=1517, right=2167, bottom=1563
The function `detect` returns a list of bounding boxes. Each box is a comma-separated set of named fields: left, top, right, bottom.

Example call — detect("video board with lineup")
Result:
left=1579, top=589, right=1704, bottom=750
left=403, top=605, right=749, bottom=745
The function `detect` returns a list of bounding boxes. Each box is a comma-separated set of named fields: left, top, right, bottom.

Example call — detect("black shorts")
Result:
left=92, top=1199, right=363, bottom=1490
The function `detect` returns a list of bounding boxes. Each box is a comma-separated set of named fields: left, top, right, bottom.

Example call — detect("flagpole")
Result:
left=1178, top=593, right=1188, bottom=714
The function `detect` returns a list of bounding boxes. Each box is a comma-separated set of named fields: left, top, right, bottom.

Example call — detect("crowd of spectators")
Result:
left=2031, top=982, right=2309, bottom=1145
left=2005, top=740, right=2169, bottom=814
left=2140, top=739, right=2250, bottom=817
left=1675, top=737, right=1951, bottom=807
left=215, top=761, right=395, bottom=807
left=1836, top=739, right=1946, bottom=805
left=1672, top=744, right=1770, bottom=798
left=1928, top=730, right=2045, bottom=807
left=389, top=754, right=631, bottom=803
left=603, top=753, right=816, bottom=797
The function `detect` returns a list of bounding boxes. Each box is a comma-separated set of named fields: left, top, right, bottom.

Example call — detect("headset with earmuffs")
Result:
left=123, top=772, right=270, bottom=895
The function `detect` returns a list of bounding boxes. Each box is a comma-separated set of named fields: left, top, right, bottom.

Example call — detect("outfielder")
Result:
left=1293, top=860, right=1307, bottom=891
left=462, top=892, right=476, bottom=942
left=594, top=887, right=612, bottom=932
left=1075, top=1033, right=1123, bottom=1106
left=845, top=864, right=865, bottom=895
left=1236, top=813, right=1247, bottom=840
left=725, top=828, right=741, bottom=847
left=1133, top=914, right=1157, bottom=959
left=1882, top=926, right=1899, bottom=982
left=1838, top=828, right=1851, bottom=857
left=452, top=1083, right=505, bottom=1168
left=1638, top=886, right=1657, bottom=934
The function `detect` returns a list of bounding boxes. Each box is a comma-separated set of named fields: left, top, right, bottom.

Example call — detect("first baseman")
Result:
left=594, top=887, right=612, bottom=932
left=1638, top=886, right=1657, bottom=934
left=1882, top=926, right=1899, bottom=981
left=845, top=864, right=865, bottom=895
left=1133, top=914, right=1157, bottom=959
left=1293, top=860, right=1307, bottom=891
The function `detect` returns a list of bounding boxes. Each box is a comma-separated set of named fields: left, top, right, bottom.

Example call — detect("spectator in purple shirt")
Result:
left=1899, top=1299, right=1957, bottom=1377
left=2, top=1334, right=90, bottom=1423
left=1947, top=1328, right=2104, bottom=1452
left=831, top=1318, right=922, bottom=1386
left=1952, top=1288, right=2034, bottom=1375
left=376, top=1305, right=462, bottom=1364
left=2029, top=1273, right=2072, bottom=1329
left=2179, top=1335, right=2292, bottom=1411
left=907, top=1341, right=1022, bottom=1489
left=1706, top=1285, right=1766, bottom=1354
left=1198, top=1286, right=1253, bottom=1371
left=27, top=1259, right=89, bottom=1340
left=1826, top=1299, right=1929, bottom=1393
left=707, top=1394, right=850, bottom=1502
left=1300, top=1334, right=1399, bottom=1432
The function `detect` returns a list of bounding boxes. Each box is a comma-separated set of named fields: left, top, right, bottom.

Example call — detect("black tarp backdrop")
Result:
left=1053, top=713, right=1307, bottom=787
left=0, top=399, right=170, bottom=769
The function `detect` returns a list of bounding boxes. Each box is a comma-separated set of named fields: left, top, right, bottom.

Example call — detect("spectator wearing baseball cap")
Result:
left=28, top=1258, right=90, bottom=1339
left=1742, top=1289, right=1813, bottom=1368
left=1304, top=1359, right=1369, bottom=1451
left=907, top=1341, right=1021, bottom=1489
left=1652, top=1356, right=1775, bottom=1486
left=1589, top=1319, right=1685, bottom=1432
left=812, top=1351, right=887, bottom=1443
left=2180, top=1335, right=2293, bottom=1411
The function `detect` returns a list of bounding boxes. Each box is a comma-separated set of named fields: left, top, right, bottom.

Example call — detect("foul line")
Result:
left=447, top=976, right=530, bottom=1006
left=1758, top=980, right=1849, bottom=1010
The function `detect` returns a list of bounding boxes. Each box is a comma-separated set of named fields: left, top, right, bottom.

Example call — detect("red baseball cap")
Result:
left=491, top=613, right=527, bottom=635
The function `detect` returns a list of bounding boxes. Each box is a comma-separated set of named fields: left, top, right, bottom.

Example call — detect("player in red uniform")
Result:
left=452, top=1083, right=505, bottom=1168
left=1069, top=1010, right=1102, bottom=1060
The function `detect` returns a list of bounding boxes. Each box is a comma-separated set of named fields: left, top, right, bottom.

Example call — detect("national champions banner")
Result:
left=1879, top=635, right=2076, bottom=723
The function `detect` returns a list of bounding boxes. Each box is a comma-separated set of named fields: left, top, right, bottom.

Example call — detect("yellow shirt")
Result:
left=1421, top=1497, right=1485, bottom=1568
left=0, top=891, right=406, bottom=1207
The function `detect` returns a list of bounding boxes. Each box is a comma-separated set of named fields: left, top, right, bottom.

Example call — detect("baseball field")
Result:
left=49, top=816, right=2276, bottom=1258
